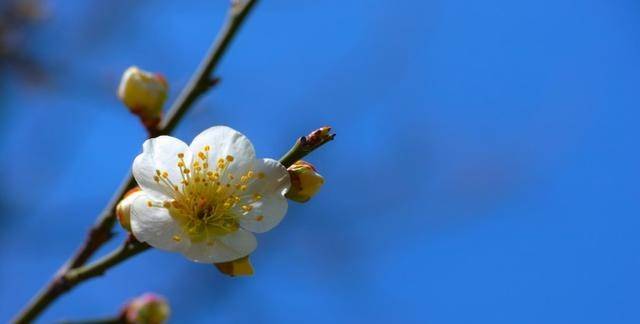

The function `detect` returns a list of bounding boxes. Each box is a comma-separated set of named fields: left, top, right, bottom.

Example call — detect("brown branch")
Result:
left=12, top=1, right=259, bottom=323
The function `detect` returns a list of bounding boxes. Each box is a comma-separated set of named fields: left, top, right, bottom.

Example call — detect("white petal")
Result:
left=130, top=193, right=190, bottom=253
left=132, top=136, right=192, bottom=200
left=182, top=229, right=257, bottom=263
left=247, top=158, right=291, bottom=194
left=239, top=158, right=290, bottom=233
left=239, top=193, right=288, bottom=233
left=189, top=126, right=256, bottom=175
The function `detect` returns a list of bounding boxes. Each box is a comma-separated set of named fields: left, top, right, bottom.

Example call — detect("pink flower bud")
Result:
left=124, top=293, right=170, bottom=324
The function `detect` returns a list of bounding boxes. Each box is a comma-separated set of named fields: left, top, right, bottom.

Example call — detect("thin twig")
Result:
left=279, top=127, right=336, bottom=168
left=58, top=317, right=122, bottom=324
left=63, top=236, right=150, bottom=287
left=13, top=1, right=259, bottom=323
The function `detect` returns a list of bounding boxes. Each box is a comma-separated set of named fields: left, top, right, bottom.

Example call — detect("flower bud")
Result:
left=304, top=126, right=334, bottom=147
left=285, top=160, right=324, bottom=202
left=123, top=293, right=170, bottom=324
left=214, top=255, right=254, bottom=276
left=118, top=66, right=168, bottom=127
left=116, top=187, right=144, bottom=232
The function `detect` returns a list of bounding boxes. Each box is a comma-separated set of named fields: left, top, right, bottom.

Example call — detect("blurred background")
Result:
left=1, top=0, right=639, bottom=323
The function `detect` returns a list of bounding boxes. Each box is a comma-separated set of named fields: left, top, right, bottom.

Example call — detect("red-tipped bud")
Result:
left=303, top=126, right=334, bottom=147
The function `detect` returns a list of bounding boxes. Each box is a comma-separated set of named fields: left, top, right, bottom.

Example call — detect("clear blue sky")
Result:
left=1, top=0, right=640, bottom=323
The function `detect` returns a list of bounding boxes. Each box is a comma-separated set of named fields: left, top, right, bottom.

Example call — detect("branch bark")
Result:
left=13, top=1, right=259, bottom=323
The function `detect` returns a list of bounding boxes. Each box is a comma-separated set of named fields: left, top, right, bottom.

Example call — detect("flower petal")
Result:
left=130, top=193, right=190, bottom=253
left=132, top=136, right=192, bottom=200
left=239, top=193, right=288, bottom=233
left=182, top=229, right=257, bottom=263
left=239, top=158, right=290, bottom=233
left=189, top=126, right=256, bottom=175
left=248, top=158, right=291, bottom=194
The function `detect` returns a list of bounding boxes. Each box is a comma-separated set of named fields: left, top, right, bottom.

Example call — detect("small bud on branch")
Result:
left=279, top=126, right=335, bottom=168
left=122, top=293, right=170, bottom=324
left=118, top=66, right=168, bottom=134
left=286, top=160, right=325, bottom=203
left=116, top=187, right=143, bottom=232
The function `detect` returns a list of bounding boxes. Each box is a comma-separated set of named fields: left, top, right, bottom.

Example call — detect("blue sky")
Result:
left=1, top=0, right=640, bottom=323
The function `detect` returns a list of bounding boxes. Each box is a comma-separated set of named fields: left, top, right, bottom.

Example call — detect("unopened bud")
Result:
left=123, top=293, right=170, bottom=324
left=118, top=66, right=168, bottom=128
left=214, top=255, right=254, bottom=277
left=117, top=187, right=144, bottom=232
left=304, top=126, right=334, bottom=147
left=286, top=160, right=324, bottom=202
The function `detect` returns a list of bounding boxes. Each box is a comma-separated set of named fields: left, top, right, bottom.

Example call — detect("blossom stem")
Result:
left=58, top=318, right=122, bottom=324
left=279, top=128, right=336, bottom=168
left=13, top=1, right=259, bottom=323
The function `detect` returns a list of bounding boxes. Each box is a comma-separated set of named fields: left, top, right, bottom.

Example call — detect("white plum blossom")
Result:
left=130, top=126, right=290, bottom=263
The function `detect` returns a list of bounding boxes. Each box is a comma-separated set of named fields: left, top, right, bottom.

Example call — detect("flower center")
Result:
left=148, top=145, right=265, bottom=244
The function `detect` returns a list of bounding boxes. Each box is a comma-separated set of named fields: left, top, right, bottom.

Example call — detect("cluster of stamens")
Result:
left=147, top=145, right=266, bottom=244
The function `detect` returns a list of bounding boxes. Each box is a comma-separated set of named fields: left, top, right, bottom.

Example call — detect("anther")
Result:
left=241, top=205, right=253, bottom=212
